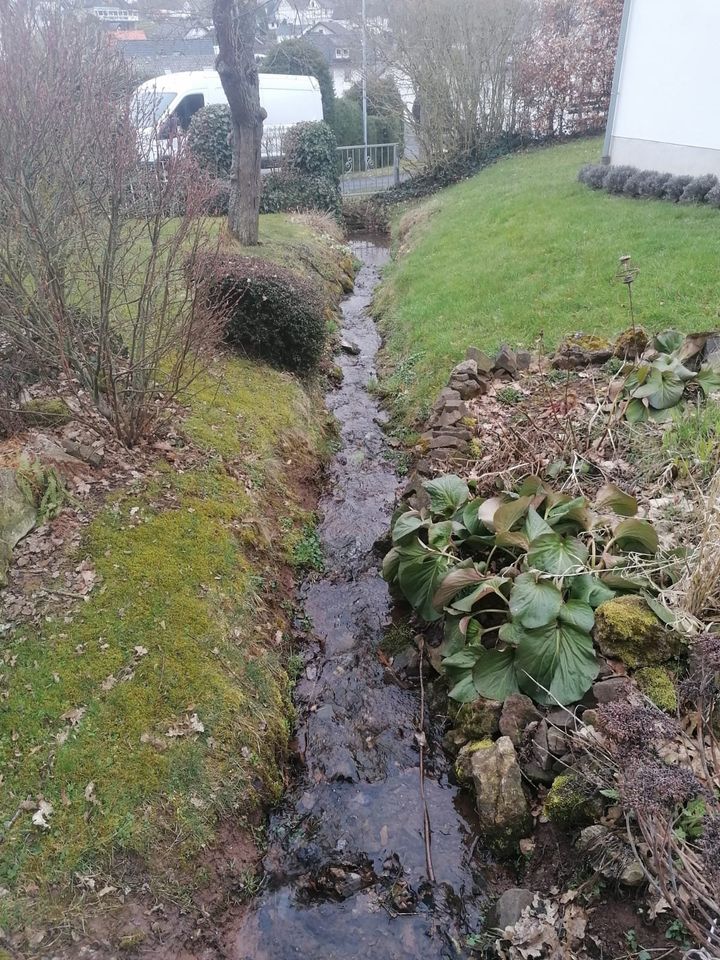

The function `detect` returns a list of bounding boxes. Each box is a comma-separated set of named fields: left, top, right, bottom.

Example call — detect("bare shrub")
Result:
left=0, top=2, right=222, bottom=446
left=678, top=470, right=720, bottom=619
left=663, top=174, right=694, bottom=201
left=637, top=170, right=672, bottom=199
left=680, top=174, right=719, bottom=204
left=578, top=163, right=609, bottom=189
left=604, top=165, right=638, bottom=194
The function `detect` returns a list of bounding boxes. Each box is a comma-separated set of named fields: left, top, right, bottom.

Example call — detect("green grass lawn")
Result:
left=377, top=137, right=720, bottom=425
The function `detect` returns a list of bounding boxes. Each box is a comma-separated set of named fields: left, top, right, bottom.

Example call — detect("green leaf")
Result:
left=495, top=530, right=530, bottom=552
left=545, top=496, right=587, bottom=527
left=558, top=599, right=595, bottom=633
left=509, top=572, right=563, bottom=629
left=428, top=520, right=455, bottom=549
left=653, top=330, right=684, bottom=354
left=447, top=577, right=510, bottom=614
left=392, top=511, right=427, bottom=544
left=397, top=546, right=451, bottom=621
left=525, top=506, right=553, bottom=541
left=423, top=475, right=470, bottom=517
left=444, top=648, right=483, bottom=669
left=625, top=398, right=649, bottom=423
left=630, top=367, right=663, bottom=399
left=595, top=482, right=638, bottom=517
left=569, top=573, right=615, bottom=608
left=527, top=533, right=589, bottom=576
left=461, top=499, right=486, bottom=535
left=642, top=592, right=678, bottom=626
left=494, top=496, right=533, bottom=533
left=612, top=518, right=659, bottom=555
left=433, top=566, right=496, bottom=610
left=472, top=647, right=520, bottom=701
left=382, top=547, right=401, bottom=582
left=498, top=621, right=525, bottom=646
left=516, top=475, right=546, bottom=497
left=647, top=370, right=685, bottom=411
left=448, top=673, right=479, bottom=704
left=600, top=572, right=653, bottom=592
left=515, top=622, right=599, bottom=706
left=696, top=366, right=720, bottom=396
left=440, top=615, right=481, bottom=660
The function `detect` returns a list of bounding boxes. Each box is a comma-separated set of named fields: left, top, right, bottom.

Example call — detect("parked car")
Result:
left=132, top=69, right=323, bottom=161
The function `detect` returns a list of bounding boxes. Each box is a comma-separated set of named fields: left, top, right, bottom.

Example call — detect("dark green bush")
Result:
left=195, top=254, right=327, bottom=374
left=187, top=105, right=233, bottom=178
left=260, top=171, right=341, bottom=214
left=261, top=39, right=335, bottom=124
left=578, top=163, right=609, bottom=189
left=638, top=171, right=672, bottom=198
left=283, top=121, right=339, bottom=183
left=345, top=78, right=405, bottom=148
left=604, top=165, right=638, bottom=194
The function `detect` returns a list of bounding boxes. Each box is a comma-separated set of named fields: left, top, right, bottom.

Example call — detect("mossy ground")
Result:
left=0, top=216, right=342, bottom=937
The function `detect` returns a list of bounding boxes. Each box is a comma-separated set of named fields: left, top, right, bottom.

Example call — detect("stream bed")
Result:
left=232, top=239, right=489, bottom=959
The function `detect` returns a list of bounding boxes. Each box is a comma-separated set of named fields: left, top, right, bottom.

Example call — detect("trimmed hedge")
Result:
left=187, top=105, right=232, bottom=178
left=579, top=162, right=720, bottom=208
left=283, top=121, right=339, bottom=183
left=260, top=171, right=340, bottom=214
left=194, top=254, right=327, bottom=374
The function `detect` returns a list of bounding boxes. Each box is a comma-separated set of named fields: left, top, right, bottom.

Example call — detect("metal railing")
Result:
left=337, top=142, right=401, bottom=196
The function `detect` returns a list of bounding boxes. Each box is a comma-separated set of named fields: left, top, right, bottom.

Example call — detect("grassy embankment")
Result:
left=0, top=214, right=351, bottom=939
left=376, top=137, right=720, bottom=426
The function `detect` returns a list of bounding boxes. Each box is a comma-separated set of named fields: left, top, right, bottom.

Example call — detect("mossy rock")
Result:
left=613, top=327, right=649, bottom=360
left=594, top=595, right=682, bottom=669
left=544, top=773, right=601, bottom=829
left=634, top=666, right=678, bottom=712
left=454, top=698, right=502, bottom=742
left=454, top=738, right=493, bottom=785
left=19, top=397, right=73, bottom=428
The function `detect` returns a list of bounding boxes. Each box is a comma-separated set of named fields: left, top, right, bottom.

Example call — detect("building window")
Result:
left=335, top=47, right=349, bottom=59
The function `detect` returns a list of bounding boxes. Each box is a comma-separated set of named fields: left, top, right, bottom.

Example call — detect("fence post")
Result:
left=393, top=143, right=400, bottom=187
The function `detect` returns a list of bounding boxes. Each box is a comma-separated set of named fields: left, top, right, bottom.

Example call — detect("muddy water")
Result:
left=232, top=239, right=487, bottom=960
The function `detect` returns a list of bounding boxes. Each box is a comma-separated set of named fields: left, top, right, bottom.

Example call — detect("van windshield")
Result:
left=131, top=90, right=176, bottom=128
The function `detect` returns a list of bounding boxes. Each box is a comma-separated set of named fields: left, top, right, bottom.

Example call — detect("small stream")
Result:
left=231, top=239, right=488, bottom=959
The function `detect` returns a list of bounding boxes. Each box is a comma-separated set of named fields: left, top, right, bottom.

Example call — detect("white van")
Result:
left=132, top=70, right=324, bottom=161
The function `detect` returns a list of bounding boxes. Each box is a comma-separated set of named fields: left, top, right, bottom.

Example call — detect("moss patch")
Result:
left=594, top=595, right=682, bottom=669
left=635, top=666, right=678, bottom=712
left=0, top=209, right=351, bottom=933
left=544, top=774, right=600, bottom=829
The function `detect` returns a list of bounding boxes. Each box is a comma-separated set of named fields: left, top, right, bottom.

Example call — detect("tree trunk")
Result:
left=212, top=0, right=266, bottom=245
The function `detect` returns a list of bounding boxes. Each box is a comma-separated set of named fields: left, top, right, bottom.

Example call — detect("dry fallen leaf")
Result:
left=31, top=800, right=53, bottom=830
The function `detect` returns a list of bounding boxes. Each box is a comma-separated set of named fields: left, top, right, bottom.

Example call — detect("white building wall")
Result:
left=608, top=0, right=720, bottom=176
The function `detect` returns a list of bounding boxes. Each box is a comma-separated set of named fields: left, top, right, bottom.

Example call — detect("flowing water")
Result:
left=231, top=239, right=489, bottom=960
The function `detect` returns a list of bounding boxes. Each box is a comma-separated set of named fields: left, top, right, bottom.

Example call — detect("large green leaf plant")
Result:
left=383, top=475, right=660, bottom=707
left=620, top=330, right=720, bottom=424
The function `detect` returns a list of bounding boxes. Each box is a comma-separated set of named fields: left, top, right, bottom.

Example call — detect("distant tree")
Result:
left=261, top=38, right=336, bottom=124
left=213, top=0, right=266, bottom=244
left=345, top=77, right=405, bottom=146
left=515, top=0, right=623, bottom=138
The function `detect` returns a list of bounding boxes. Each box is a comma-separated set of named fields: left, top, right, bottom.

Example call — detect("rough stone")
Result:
left=340, top=338, right=361, bottom=355
left=545, top=708, right=578, bottom=730
left=594, top=596, right=682, bottom=669
left=491, top=888, right=535, bottom=931
left=470, top=737, right=531, bottom=853
left=62, top=440, right=103, bottom=467
left=499, top=694, right=541, bottom=746
left=531, top=720, right=553, bottom=771
left=516, top=350, right=533, bottom=371
left=465, top=346, right=494, bottom=373
left=428, top=434, right=468, bottom=451
left=544, top=773, right=601, bottom=828
left=437, top=408, right=464, bottom=428
left=0, top=468, right=37, bottom=585
left=494, top=344, right=518, bottom=376
left=448, top=359, right=490, bottom=400
left=552, top=333, right=614, bottom=370
left=592, top=677, right=633, bottom=704
left=577, top=824, right=644, bottom=886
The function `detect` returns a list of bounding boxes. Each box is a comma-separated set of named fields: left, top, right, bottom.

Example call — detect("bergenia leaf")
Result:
left=595, top=482, right=638, bottom=517
left=509, top=572, right=563, bottom=629
left=397, top=546, right=451, bottom=621
left=653, top=330, right=684, bottom=354
left=432, top=565, right=491, bottom=610
left=477, top=496, right=506, bottom=531
left=527, top=532, right=589, bottom=576
left=392, top=511, right=428, bottom=544
left=423, top=475, right=470, bottom=517
left=515, top=622, right=599, bottom=706
left=494, top=496, right=533, bottom=533
left=612, top=518, right=659, bottom=555
left=558, top=599, right=595, bottom=633
left=472, top=647, right=520, bottom=701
